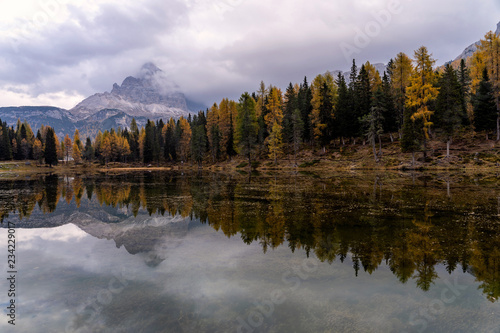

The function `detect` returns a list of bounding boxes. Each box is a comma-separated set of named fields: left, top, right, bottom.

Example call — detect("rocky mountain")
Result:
left=0, top=63, right=205, bottom=139
left=0, top=106, right=77, bottom=139
left=74, top=109, right=149, bottom=139
left=453, top=21, right=500, bottom=62
left=70, top=63, right=198, bottom=121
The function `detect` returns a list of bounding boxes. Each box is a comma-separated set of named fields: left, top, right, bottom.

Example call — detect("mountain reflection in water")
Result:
left=1, top=171, right=499, bottom=303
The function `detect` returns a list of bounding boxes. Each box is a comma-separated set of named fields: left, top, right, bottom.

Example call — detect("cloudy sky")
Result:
left=0, top=0, right=499, bottom=109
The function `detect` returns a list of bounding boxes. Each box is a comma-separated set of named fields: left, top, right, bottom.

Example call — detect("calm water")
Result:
left=0, top=171, right=499, bottom=333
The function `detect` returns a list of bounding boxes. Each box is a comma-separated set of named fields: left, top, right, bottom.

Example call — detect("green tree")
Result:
left=435, top=64, right=466, bottom=157
left=291, top=108, right=304, bottom=163
left=83, top=137, right=94, bottom=161
left=473, top=68, right=498, bottom=138
left=191, top=113, right=207, bottom=167
left=334, top=73, right=350, bottom=145
left=236, top=92, right=258, bottom=166
left=297, top=77, right=312, bottom=143
left=361, top=88, right=385, bottom=162
left=388, top=52, right=414, bottom=134
left=283, top=82, right=298, bottom=145
left=44, top=127, right=58, bottom=167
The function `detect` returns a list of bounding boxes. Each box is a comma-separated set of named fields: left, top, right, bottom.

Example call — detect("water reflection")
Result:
left=0, top=172, right=499, bottom=302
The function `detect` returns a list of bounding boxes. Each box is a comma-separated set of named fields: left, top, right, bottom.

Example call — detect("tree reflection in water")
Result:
left=0, top=171, right=499, bottom=301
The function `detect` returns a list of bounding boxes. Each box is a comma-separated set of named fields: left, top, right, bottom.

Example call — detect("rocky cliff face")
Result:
left=70, top=63, right=194, bottom=121
left=453, top=21, right=500, bottom=62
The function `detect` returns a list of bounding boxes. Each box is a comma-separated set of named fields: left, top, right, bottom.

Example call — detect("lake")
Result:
left=0, top=171, right=499, bottom=333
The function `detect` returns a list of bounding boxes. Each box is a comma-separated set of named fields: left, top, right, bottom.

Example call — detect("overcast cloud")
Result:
left=0, top=0, right=499, bottom=109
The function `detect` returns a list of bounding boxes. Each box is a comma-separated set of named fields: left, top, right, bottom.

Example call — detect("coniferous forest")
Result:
left=2, top=32, right=500, bottom=168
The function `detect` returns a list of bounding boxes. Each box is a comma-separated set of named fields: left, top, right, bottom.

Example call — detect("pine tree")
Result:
left=291, top=109, right=304, bottom=163
left=457, top=59, right=472, bottom=125
left=44, top=127, right=58, bottom=167
left=361, top=87, right=385, bottom=161
left=389, top=52, right=414, bottom=134
left=401, top=106, right=420, bottom=166
left=190, top=113, right=208, bottom=167
left=236, top=92, right=258, bottom=166
left=129, top=118, right=140, bottom=161
left=334, top=73, right=350, bottom=145
left=144, top=120, right=155, bottom=164
left=435, top=64, right=466, bottom=157
left=83, top=137, right=94, bottom=161
left=297, top=77, right=313, bottom=143
left=0, top=120, right=13, bottom=160
left=283, top=82, right=298, bottom=145
left=381, top=72, right=398, bottom=140
left=357, top=64, right=372, bottom=129
left=473, top=68, right=497, bottom=137
left=478, top=31, right=500, bottom=140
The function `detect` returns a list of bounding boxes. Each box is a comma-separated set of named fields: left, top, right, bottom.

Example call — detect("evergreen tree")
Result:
left=361, top=87, right=385, bottom=161
left=297, top=77, right=313, bottom=143
left=83, top=137, right=94, bottom=161
left=401, top=107, right=420, bottom=166
left=44, top=127, right=58, bottom=167
left=334, top=73, right=350, bottom=145
left=381, top=72, right=398, bottom=140
left=236, top=92, right=258, bottom=166
left=0, top=120, right=13, bottom=160
left=389, top=52, right=414, bottom=134
left=129, top=118, right=140, bottom=161
left=283, top=82, right=298, bottom=144
left=291, top=109, right=304, bottom=163
left=473, top=68, right=497, bottom=137
left=144, top=120, right=155, bottom=163
left=347, top=60, right=361, bottom=140
left=435, top=64, right=466, bottom=157
left=191, top=115, right=207, bottom=167
left=164, top=118, right=177, bottom=161
left=310, top=72, right=336, bottom=148
left=457, top=59, right=472, bottom=125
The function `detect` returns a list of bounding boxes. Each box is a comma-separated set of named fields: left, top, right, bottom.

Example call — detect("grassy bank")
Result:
left=1, top=137, right=499, bottom=178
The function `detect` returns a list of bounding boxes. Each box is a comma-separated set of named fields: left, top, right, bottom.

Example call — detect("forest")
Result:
left=1, top=31, right=500, bottom=167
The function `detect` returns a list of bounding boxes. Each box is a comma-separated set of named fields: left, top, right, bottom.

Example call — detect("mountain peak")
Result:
left=139, top=62, right=161, bottom=78
left=70, top=63, right=194, bottom=121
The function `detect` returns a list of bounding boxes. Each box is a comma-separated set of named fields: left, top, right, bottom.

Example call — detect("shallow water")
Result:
left=0, top=171, right=499, bottom=332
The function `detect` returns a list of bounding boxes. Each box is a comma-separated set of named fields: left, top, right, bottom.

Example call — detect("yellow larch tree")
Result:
left=405, top=46, right=439, bottom=157
left=265, top=87, right=284, bottom=163
left=178, top=117, right=192, bottom=162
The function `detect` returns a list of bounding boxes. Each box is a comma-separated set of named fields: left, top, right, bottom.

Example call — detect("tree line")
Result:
left=1, top=32, right=500, bottom=166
